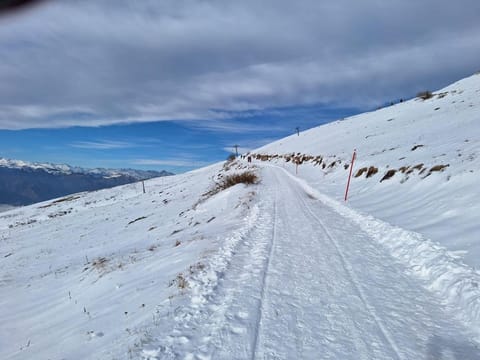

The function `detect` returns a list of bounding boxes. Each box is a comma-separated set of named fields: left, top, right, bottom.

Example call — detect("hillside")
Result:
left=254, top=73, right=480, bottom=266
left=1, top=74, right=480, bottom=359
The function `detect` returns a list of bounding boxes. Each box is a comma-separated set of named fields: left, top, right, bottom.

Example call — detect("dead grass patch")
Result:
left=417, top=91, right=433, bottom=100
left=429, top=164, right=449, bottom=172
left=174, top=274, right=188, bottom=289
left=355, top=167, right=367, bottom=178
left=205, top=171, right=259, bottom=198
left=92, top=257, right=108, bottom=272
left=366, top=166, right=378, bottom=178
left=355, top=166, right=378, bottom=178
left=380, top=169, right=397, bottom=182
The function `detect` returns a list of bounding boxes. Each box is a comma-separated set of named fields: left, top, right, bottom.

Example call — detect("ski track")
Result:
left=143, top=165, right=480, bottom=360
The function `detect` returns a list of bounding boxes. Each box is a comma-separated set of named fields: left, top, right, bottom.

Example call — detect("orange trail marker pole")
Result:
left=344, top=149, right=357, bottom=202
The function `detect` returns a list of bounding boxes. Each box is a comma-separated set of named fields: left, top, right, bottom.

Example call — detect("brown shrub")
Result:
left=380, top=169, right=397, bottom=182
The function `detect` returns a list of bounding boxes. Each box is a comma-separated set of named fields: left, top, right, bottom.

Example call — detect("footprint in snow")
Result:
left=86, top=331, right=104, bottom=340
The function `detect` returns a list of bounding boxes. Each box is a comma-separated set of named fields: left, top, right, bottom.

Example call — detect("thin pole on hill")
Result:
left=233, top=145, right=239, bottom=157
left=142, top=181, right=146, bottom=194
left=344, top=149, right=356, bottom=202
left=296, top=127, right=300, bottom=136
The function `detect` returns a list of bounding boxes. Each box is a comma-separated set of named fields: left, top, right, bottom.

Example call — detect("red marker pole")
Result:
left=344, top=149, right=357, bottom=202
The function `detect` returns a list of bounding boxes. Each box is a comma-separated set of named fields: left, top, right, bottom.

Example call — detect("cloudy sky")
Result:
left=0, top=0, right=479, bottom=172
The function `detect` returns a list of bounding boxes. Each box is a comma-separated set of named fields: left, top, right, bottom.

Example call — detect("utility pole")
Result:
left=295, top=127, right=300, bottom=136
left=233, top=144, right=239, bottom=157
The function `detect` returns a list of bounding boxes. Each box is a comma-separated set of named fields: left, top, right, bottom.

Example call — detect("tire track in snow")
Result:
left=266, top=169, right=392, bottom=359
left=144, top=185, right=279, bottom=359
left=250, top=186, right=278, bottom=360
left=267, top=164, right=480, bottom=359
left=291, top=179, right=403, bottom=360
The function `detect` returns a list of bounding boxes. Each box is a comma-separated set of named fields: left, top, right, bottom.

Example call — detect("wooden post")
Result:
left=142, top=181, right=146, bottom=194
left=344, top=149, right=356, bottom=202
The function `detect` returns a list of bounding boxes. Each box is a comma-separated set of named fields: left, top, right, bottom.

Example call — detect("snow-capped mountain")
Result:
left=0, top=157, right=171, bottom=180
left=1, top=73, right=479, bottom=359
left=0, top=157, right=172, bottom=207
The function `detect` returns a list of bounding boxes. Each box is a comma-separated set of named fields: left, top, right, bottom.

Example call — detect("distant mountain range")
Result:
left=0, top=157, right=173, bottom=206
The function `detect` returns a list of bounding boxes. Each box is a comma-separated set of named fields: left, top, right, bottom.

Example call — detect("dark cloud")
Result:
left=1, top=0, right=479, bottom=129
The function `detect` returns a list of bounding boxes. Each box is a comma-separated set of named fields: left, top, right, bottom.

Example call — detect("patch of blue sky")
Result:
left=0, top=104, right=361, bottom=173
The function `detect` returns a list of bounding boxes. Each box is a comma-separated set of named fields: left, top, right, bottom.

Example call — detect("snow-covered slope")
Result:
left=0, top=161, right=257, bottom=359
left=254, top=73, right=480, bottom=266
left=1, top=74, right=480, bottom=360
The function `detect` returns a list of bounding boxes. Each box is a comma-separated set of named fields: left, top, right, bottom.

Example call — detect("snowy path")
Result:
left=149, top=166, right=479, bottom=359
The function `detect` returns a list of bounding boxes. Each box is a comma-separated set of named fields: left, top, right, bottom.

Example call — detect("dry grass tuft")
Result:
left=366, top=166, right=378, bottom=178
left=92, top=257, right=108, bottom=271
left=417, top=91, right=433, bottom=100
left=355, top=167, right=367, bottom=178
left=218, top=171, right=258, bottom=189
left=175, top=274, right=188, bottom=289
left=355, top=166, right=378, bottom=178
left=429, top=164, right=449, bottom=172
left=380, top=169, right=397, bottom=182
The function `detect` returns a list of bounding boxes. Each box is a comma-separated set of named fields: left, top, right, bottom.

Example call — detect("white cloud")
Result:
left=0, top=0, right=479, bottom=129
left=70, top=140, right=135, bottom=150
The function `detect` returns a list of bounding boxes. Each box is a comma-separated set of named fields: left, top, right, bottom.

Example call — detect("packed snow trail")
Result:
left=148, top=166, right=479, bottom=359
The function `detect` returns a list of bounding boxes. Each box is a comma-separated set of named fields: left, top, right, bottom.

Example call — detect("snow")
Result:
left=0, top=204, right=18, bottom=213
left=1, top=73, right=480, bottom=359
left=255, top=73, right=480, bottom=266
